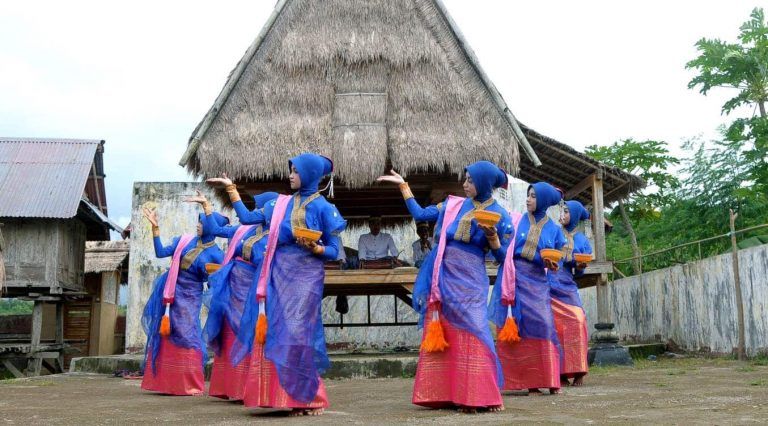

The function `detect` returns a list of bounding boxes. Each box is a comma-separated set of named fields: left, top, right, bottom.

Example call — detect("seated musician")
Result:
left=411, top=222, right=433, bottom=268
left=357, top=216, right=401, bottom=268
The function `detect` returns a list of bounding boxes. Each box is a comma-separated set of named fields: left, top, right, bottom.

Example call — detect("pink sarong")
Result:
left=242, top=341, right=329, bottom=409
left=141, top=336, right=205, bottom=396
left=552, top=298, right=589, bottom=377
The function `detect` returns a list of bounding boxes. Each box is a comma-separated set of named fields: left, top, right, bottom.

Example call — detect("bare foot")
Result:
left=458, top=407, right=478, bottom=414
left=572, top=374, right=586, bottom=387
left=528, top=388, right=544, bottom=396
left=305, top=408, right=325, bottom=416
left=287, top=409, right=305, bottom=417
left=488, top=404, right=505, bottom=412
left=549, top=387, right=562, bottom=395
left=560, top=375, right=571, bottom=387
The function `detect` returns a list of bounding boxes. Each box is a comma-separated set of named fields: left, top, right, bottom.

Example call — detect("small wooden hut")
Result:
left=178, top=0, right=642, bottom=328
left=0, top=138, right=122, bottom=376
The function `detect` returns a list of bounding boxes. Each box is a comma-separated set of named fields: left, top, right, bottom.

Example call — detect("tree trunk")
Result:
left=618, top=199, right=642, bottom=275
left=759, top=101, right=766, bottom=118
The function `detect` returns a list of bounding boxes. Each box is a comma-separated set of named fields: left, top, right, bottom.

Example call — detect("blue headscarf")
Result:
left=565, top=200, right=590, bottom=232
left=464, top=161, right=508, bottom=201
left=289, top=153, right=334, bottom=196
left=529, top=182, right=562, bottom=221
left=253, top=191, right=279, bottom=209
left=198, top=212, right=229, bottom=243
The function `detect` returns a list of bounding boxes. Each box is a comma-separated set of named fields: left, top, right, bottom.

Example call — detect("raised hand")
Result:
left=183, top=189, right=208, bottom=204
left=142, top=207, right=158, bottom=227
left=206, top=172, right=233, bottom=187
left=376, top=169, right=405, bottom=185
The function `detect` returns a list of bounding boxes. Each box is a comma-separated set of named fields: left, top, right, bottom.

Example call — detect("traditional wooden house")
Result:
left=0, top=138, right=122, bottom=376
left=177, top=0, right=642, bottom=352
left=82, top=240, right=129, bottom=358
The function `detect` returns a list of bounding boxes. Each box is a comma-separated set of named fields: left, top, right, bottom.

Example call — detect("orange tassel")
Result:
left=256, top=314, right=267, bottom=344
left=255, top=301, right=267, bottom=345
left=159, top=303, right=171, bottom=337
left=498, top=317, right=521, bottom=344
left=421, top=310, right=449, bottom=352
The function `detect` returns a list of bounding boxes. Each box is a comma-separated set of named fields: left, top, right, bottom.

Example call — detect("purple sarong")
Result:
left=264, top=244, right=328, bottom=403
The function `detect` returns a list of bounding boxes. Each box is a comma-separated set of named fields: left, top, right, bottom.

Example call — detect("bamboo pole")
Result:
left=729, top=209, right=746, bottom=361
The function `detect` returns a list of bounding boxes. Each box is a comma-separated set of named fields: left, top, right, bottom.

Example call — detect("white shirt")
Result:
left=411, top=238, right=434, bottom=265
left=357, top=232, right=399, bottom=260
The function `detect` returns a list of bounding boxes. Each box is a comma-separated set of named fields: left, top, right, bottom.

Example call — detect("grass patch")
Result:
left=736, top=366, right=757, bottom=373
left=666, top=369, right=687, bottom=376
left=655, top=382, right=668, bottom=387
left=0, top=378, right=55, bottom=386
left=749, top=378, right=766, bottom=386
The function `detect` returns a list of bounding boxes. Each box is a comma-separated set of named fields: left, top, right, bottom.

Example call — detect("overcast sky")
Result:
left=0, top=1, right=759, bottom=229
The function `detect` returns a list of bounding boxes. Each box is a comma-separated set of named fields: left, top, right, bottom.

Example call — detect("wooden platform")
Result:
left=323, top=260, right=612, bottom=297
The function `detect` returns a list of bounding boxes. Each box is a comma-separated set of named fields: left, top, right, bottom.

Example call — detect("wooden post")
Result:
left=27, top=300, right=44, bottom=376
left=729, top=209, right=747, bottom=361
left=591, top=171, right=609, bottom=324
left=56, top=302, right=65, bottom=372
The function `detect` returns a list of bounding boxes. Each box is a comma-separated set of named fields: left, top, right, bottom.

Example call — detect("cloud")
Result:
left=0, top=0, right=758, bottom=232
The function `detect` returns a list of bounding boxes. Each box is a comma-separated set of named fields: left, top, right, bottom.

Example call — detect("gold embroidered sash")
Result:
left=242, top=225, right=267, bottom=262
left=181, top=238, right=216, bottom=270
left=290, top=192, right=321, bottom=231
left=563, top=230, right=575, bottom=263
left=520, top=213, right=550, bottom=261
left=453, top=198, right=496, bottom=243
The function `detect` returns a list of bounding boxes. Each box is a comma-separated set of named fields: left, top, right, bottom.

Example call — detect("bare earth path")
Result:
left=1, top=358, right=767, bottom=424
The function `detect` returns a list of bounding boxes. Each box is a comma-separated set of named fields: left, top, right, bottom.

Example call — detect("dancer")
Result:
left=489, top=182, right=566, bottom=395
left=208, top=153, right=345, bottom=416
left=377, top=162, right=512, bottom=413
left=140, top=204, right=227, bottom=395
left=191, top=191, right=278, bottom=400
left=550, top=200, right=591, bottom=387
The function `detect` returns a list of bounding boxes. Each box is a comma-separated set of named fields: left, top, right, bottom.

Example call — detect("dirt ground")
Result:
left=1, top=357, right=767, bottom=425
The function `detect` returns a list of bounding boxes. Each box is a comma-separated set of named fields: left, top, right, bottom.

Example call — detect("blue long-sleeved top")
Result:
left=512, top=215, right=567, bottom=267
left=230, top=194, right=346, bottom=261
left=561, top=229, right=593, bottom=276
left=204, top=217, right=268, bottom=261
left=405, top=196, right=512, bottom=263
left=152, top=235, right=224, bottom=280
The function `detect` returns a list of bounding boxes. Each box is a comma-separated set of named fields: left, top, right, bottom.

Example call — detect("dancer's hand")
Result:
left=206, top=172, right=233, bottom=187
left=477, top=223, right=497, bottom=237
left=183, top=189, right=208, bottom=205
left=142, top=207, right=158, bottom=227
left=576, top=262, right=588, bottom=270
left=376, top=169, right=405, bottom=185
left=296, top=237, right=317, bottom=252
left=544, top=258, right=559, bottom=272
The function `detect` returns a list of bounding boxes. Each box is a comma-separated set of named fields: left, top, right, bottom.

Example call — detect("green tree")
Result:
left=586, top=139, right=680, bottom=274
left=687, top=7, right=768, bottom=195
left=686, top=7, right=768, bottom=117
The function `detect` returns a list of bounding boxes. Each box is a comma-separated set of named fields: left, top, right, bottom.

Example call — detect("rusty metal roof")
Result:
left=0, top=138, right=101, bottom=218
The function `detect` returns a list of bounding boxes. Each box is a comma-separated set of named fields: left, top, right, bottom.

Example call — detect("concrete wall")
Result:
left=580, top=243, right=768, bottom=356
left=126, top=182, right=228, bottom=353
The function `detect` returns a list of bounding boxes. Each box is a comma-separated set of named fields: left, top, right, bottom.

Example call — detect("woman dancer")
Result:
left=489, top=182, right=566, bottom=395
left=191, top=191, right=278, bottom=400
left=550, top=200, right=591, bottom=387
left=208, top=153, right=345, bottom=416
left=140, top=204, right=227, bottom=395
left=378, top=162, right=512, bottom=413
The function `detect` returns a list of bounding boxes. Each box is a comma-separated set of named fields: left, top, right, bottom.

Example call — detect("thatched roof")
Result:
left=517, top=125, right=645, bottom=205
left=84, top=240, right=129, bottom=274
left=180, top=0, right=540, bottom=188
